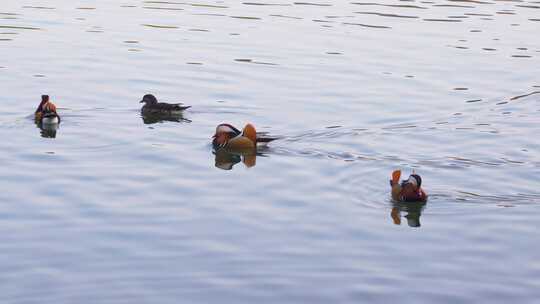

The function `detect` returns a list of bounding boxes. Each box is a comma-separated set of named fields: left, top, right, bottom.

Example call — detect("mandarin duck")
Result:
left=35, top=95, right=60, bottom=125
left=390, top=170, right=428, bottom=202
left=212, top=123, right=277, bottom=151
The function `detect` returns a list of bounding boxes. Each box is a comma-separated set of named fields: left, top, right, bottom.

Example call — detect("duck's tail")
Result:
left=173, top=104, right=191, bottom=111
left=256, top=135, right=278, bottom=143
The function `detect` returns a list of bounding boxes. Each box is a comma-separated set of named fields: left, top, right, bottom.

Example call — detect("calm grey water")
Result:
left=1, top=0, right=539, bottom=303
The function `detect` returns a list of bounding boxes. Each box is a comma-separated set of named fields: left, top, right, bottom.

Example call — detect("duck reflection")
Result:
left=141, top=112, right=191, bottom=124
left=36, top=121, right=59, bottom=138
left=213, top=148, right=263, bottom=170
left=390, top=200, right=426, bottom=228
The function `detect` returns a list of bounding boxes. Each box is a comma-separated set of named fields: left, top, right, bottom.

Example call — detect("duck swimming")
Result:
left=140, top=94, right=191, bottom=115
left=35, top=95, right=60, bottom=125
left=390, top=170, right=428, bottom=202
left=212, top=123, right=277, bottom=151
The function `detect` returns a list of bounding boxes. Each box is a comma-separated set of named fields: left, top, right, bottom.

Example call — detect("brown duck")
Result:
left=140, top=94, right=191, bottom=115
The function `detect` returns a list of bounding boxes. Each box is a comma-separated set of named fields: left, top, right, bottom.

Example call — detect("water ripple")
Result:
left=355, top=11, right=420, bottom=18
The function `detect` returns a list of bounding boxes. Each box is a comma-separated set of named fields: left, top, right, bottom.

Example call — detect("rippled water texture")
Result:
left=1, top=0, right=539, bottom=303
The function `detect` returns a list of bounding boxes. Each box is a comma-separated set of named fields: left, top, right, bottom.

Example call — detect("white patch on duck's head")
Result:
left=402, top=174, right=422, bottom=189
left=213, top=124, right=241, bottom=148
left=215, top=124, right=240, bottom=135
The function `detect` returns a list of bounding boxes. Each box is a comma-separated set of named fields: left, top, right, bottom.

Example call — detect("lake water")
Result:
left=1, top=0, right=539, bottom=303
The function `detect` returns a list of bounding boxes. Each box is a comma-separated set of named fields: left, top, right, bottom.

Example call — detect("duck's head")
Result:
left=37, top=94, right=57, bottom=114
left=37, top=95, right=49, bottom=110
left=213, top=123, right=241, bottom=148
left=140, top=94, right=158, bottom=105
left=401, top=174, right=422, bottom=192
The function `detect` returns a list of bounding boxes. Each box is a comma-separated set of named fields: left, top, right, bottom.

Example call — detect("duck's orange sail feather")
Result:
left=391, top=170, right=401, bottom=185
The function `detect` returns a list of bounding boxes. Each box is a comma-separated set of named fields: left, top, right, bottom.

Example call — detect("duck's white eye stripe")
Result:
left=406, top=176, right=418, bottom=186
left=216, top=125, right=235, bottom=133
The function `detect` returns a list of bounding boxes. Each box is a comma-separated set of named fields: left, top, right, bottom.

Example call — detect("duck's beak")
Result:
left=139, top=100, right=145, bottom=103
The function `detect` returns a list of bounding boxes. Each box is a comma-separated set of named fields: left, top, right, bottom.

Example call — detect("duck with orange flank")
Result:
left=212, top=123, right=277, bottom=151
left=390, top=170, right=428, bottom=202
left=35, top=95, right=61, bottom=125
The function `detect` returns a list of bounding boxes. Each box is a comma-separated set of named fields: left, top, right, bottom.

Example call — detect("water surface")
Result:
left=1, top=0, right=539, bottom=303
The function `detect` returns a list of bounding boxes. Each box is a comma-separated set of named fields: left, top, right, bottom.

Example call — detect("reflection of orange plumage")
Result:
left=242, top=154, right=256, bottom=168
left=213, top=148, right=257, bottom=170
left=391, top=207, right=401, bottom=225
